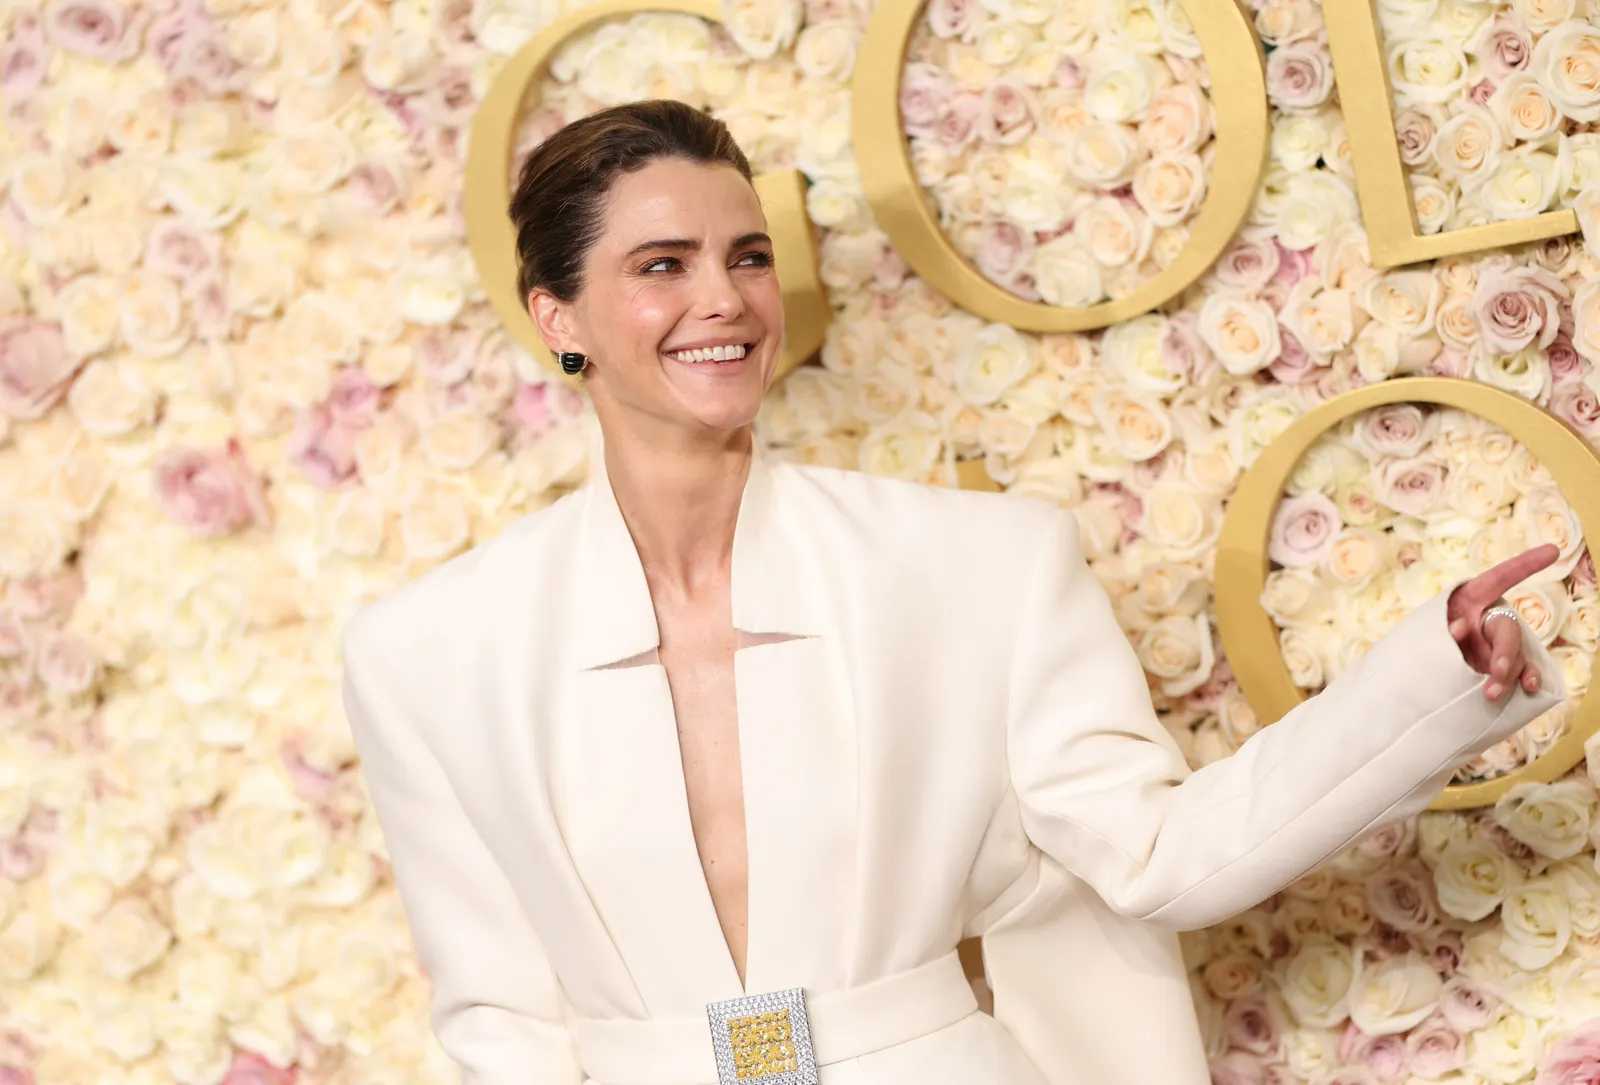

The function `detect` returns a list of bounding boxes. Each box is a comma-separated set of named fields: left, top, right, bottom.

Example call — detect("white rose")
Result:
left=1490, top=73, right=1563, bottom=142
left=159, top=161, right=247, bottom=230
left=956, top=325, right=1036, bottom=405
left=1136, top=613, right=1214, bottom=696
left=1360, top=270, right=1440, bottom=336
left=1349, top=950, right=1442, bottom=1035
left=1466, top=1010, right=1543, bottom=1083
left=1198, top=294, right=1281, bottom=375
left=858, top=412, right=943, bottom=480
left=1074, top=196, right=1152, bottom=268
left=120, top=271, right=189, bottom=357
left=1433, top=106, right=1502, bottom=186
left=10, top=154, right=80, bottom=225
left=1531, top=20, right=1600, bottom=122
left=1064, top=120, right=1140, bottom=188
left=1434, top=837, right=1524, bottom=920
left=94, top=898, right=173, bottom=981
left=360, top=30, right=433, bottom=92
left=721, top=0, right=801, bottom=60
left=1084, top=52, right=1159, bottom=122
left=1272, top=112, right=1329, bottom=173
left=1473, top=343, right=1551, bottom=402
left=1000, top=176, right=1073, bottom=233
left=1030, top=236, right=1104, bottom=307
left=1388, top=37, right=1470, bottom=104
left=1411, top=174, right=1455, bottom=234
left=1494, top=780, right=1594, bottom=861
left=1274, top=171, right=1360, bottom=249
left=1473, top=148, right=1564, bottom=219
left=1093, top=388, right=1172, bottom=460
left=1284, top=283, right=1354, bottom=357
left=56, top=275, right=122, bottom=357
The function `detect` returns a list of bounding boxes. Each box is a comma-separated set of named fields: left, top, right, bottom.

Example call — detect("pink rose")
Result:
left=1439, top=975, right=1500, bottom=1032
left=979, top=80, right=1038, bottom=144
left=327, top=367, right=379, bottom=428
left=220, top=1052, right=294, bottom=1085
left=1351, top=403, right=1432, bottom=459
left=288, top=407, right=359, bottom=489
left=1273, top=244, right=1314, bottom=288
left=974, top=220, right=1035, bottom=286
left=1341, top=1027, right=1409, bottom=1083
left=6, top=572, right=83, bottom=620
left=0, top=1067, right=35, bottom=1085
left=934, top=92, right=985, bottom=153
left=43, top=0, right=143, bottom=62
left=0, top=14, right=49, bottom=97
left=145, top=2, right=233, bottom=93
left=417, top=328, right=478, bottom=386
left=346, top=161, right=406, bottom=216
left=511, top=381, right=583, bottom=442
left=1374, top=458, right=1444, bottom=517
left=1209, top=1051, right=1270, bottom=1085
left=189, top=276, right=230, bottom=340
left=873, top=247, right=909, bottom=292
left=1471, top=16, right=1533, bottom=83
left=1537, top=1019, right=1600, bottom=1085
left=1161, top=312, right=1213, bottom=381
left=153, top=438, right=271, bottom=537
left=1269, top=491, right=1341, bottom=567
left=926, top=0, right=975, bottom=38
left=1212, top=237, right=1281, bottom=292
left=145, top=218, right=220, bottom=283
left=1405, top=1015, right=1464, bottom=1078
left=1265, top=42, right=1334, bottom=110
left=414, top=68, right=476, bottom=130
left=1365, top=864, right=1437, bottom=931
left=1053, top=56, right=1086, bottom=90
left=281, top=738, right=335, bottom=801
left=1223, top=995, right=1283, bottom=1056
left=1267, top=328, right=1316, bottom=384
left=1575, top=550, right=1596, bottom=593
left=1423, top=348, right=1472, bottom=378
left=1552, top=378, right=1600, bottom=437
left=1393, top=109, right=1437, bottom=166
left=1549, top=335, right=1586, bottom=382
left=1472, top=264, right=1569, bottom=353
left=1469, top=79, right=1496, bottom=106
left=0, top=838, right=41, bottom=881
left=35, top=629, right=96, bottom=695
left=0, top=319, right=80, bottom=421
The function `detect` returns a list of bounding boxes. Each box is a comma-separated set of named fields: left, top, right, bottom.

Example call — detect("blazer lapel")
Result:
left=556, top=446, right=858, bottom=1011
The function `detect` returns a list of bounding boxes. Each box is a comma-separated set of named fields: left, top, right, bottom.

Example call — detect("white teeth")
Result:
left=673, top=343, right=748, bottom=363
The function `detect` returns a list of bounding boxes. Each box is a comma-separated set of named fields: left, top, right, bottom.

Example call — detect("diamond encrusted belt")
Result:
left=571, top=950, right=977, bottom=1085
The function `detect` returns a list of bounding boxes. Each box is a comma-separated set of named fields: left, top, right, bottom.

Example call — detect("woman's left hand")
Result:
left=1446, top=543, right=1560, bottom=701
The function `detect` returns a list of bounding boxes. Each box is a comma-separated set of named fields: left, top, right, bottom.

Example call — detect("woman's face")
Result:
left=529, top=157, right=784, bottom=437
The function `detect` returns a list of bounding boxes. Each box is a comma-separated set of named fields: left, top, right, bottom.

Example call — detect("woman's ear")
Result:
left=528, top=290, right=580, bottom=355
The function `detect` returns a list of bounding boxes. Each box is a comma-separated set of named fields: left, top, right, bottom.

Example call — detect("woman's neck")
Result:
left=601, top=423, right=753, bottom=602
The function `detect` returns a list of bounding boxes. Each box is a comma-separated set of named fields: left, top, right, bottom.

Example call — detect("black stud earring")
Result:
left=558, top=352, right=588, bottom=375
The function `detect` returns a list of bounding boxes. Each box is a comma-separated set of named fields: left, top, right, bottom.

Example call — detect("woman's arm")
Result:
left=342, top=624, right=582, bottom=1085
left=1007, top=510, right=1566, bottom=932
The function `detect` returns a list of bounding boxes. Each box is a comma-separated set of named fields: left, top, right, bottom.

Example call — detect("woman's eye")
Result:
left=641, top=257, right=681, bottom=273
left=736, top=251, right=775, bottom=268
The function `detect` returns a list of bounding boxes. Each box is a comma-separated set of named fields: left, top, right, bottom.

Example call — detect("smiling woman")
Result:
left=511, top=101, right=785, bottom=435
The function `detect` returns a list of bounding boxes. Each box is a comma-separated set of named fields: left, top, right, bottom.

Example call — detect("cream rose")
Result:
left=1131, top=152, right=1206, bottom=226
left=1493, top=780, right=1594, bottom=861
left=1030, top=236, right=1104, bottom=307
left=1531, top=20, right=1600, bottom=122
left=1499, top=877, right=1572, bottom=970
left=1274, top=937, right=1355, bottom=1027
left=1349, top=950, right=1442, bottom=1035
left=1198, top=295, right=1281, bottom=376
left=1434, top=837, right=1524, bottom=920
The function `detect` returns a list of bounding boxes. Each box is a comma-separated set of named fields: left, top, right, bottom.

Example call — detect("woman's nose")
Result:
left=694, top=263, right=746, bottom=320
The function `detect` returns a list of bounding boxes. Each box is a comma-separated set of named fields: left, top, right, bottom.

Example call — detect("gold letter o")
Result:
left=852, top=0, right=1270, bottom=333
left=463, top=0, right=830, bottom=382
left=1215, top=377, right=1600, bottom=810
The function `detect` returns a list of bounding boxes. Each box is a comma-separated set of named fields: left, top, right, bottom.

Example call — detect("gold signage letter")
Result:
left=852, top=0, right=1271, bottom=332
left=1323, top=0, right=1579, bottom=268
left=463, top=0, right=830, bottom=382
left=1214, top=377, right=1600, bottom=809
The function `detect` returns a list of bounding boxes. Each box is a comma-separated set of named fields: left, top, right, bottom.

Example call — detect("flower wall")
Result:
left=4, top=0, right=1600, bottom=1081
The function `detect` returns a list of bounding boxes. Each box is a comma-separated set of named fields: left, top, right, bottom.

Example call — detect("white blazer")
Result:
left=339, top=447, right=1563, bottom=1085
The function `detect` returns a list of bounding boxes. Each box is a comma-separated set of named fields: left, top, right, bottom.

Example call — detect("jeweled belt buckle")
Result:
left=706, top=988, right=819, bottom=1085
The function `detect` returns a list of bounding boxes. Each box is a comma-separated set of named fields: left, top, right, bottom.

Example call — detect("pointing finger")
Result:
left=1467, top=544, right=1560, bottom=607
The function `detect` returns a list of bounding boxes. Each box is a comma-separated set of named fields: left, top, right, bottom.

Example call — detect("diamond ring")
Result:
left=1480, top=604, right=1520, bottom=638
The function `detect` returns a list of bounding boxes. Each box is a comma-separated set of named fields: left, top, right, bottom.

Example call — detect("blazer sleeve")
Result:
left=341, top=623, right=583, bottom=1085
left=1007, top=508, right=1567, bottom=931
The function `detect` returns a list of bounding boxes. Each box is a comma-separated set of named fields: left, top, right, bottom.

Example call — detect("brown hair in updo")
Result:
left=509, top=100, right=754, bottom=306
